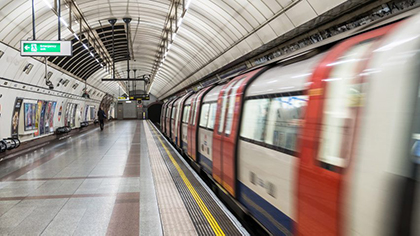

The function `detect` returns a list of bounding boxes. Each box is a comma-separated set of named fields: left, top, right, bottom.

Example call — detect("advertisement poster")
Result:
left=58, top=105, right=62, bottom=122
left=84, top=106, right=89, bottom=121
left=11, top=98, right=23, bottom=138
left=49, top=102, right=56, bottom=132
left=34, top=100, right=43, bottom=136
left=24, top=103, right=36, bottom=131
left=39, top=101, right=47, bottom=135
left=64, top=103, right=71, bottom=126
left=90, top=107, right=96, bottom=121
left=44, top=102, right=52, bottom=134
left=80, top=106, right=83, bottom=122
left=71, top=104, right=77, bottom=127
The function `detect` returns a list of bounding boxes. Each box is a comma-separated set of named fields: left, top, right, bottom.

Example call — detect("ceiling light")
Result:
left=177, top=18, right=183, bottom=28
left=60, top=17, right=69, bottom=27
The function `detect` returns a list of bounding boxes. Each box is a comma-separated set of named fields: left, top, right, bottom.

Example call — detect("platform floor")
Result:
left=0, top=120, right=247, bottom=236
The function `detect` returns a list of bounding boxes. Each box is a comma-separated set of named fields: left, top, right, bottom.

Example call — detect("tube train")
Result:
left=160, top=11, right=420, bottom=236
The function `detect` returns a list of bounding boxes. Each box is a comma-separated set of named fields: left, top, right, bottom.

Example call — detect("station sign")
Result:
left=20, top=40, right=72, bottom=56
left=118, top=94, right=150, bottom=101
left=137, top=94, right=150, bottom=100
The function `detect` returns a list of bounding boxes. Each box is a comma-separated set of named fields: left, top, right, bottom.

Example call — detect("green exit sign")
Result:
left=23, top=43, right=61, bottom=53
left=20, top=40, right=72, bottom=56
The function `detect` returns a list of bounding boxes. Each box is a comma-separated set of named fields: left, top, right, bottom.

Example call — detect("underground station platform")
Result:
left=0, top=121, right=248, bottom=236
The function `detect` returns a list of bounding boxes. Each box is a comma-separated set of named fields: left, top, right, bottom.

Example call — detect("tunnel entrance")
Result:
left=147, top=102, right=163, bottom=127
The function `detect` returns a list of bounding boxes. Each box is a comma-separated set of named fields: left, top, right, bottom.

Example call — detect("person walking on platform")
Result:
left=97, top=107, right=107, bottom=131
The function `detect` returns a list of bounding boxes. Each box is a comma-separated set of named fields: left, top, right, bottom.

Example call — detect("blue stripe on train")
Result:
left=237, top=181, right=294, bottom=236
left=198, top=152, right=212, bottom=174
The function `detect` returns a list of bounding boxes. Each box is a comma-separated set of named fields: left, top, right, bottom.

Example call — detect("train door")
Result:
left=212, top=69, right=263, bottom=196
left=171, top=98, right=180, bottom=142
left=188, top=88, right=212, bottom=162
left=182, top=96, right=194, bottom=154
left=171, top=99, right=180, bottom=143
left=176, top=93, right=192, bottom=148
left=296, top=25, right=395, bottom=235
left=165, top=100, right=174, bottom=137
left=161, top=103, right=167, bottom=131
left=187, top=93, right=198, bottom=160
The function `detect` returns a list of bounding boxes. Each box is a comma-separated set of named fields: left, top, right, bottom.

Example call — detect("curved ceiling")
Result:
left=0, top=0, right=349, bottom=99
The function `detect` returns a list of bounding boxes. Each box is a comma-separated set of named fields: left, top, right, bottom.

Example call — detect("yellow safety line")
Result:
left=148, top=121, right=225, bottom=236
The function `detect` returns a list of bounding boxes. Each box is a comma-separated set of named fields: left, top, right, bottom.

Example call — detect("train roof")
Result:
left=203, top=84, right=224, bottom=103
left=245, top=53, right=325, bottom=98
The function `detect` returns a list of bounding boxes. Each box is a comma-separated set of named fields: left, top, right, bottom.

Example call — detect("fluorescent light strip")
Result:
left=185, top=0, right=193, bottom=9
left=60, top=17, right=69, bottom=27
left=177, top=17, right=183, bottom=28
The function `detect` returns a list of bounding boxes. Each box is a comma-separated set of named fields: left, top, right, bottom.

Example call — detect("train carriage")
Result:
left=171, top=98, right=181, bottom=144
left=237, top=54, right=324, bottom=235
left=181, top=94, right=195, bottom=154
left=187, top=87, right=213, bottom=162
left=197, top=84, right=224, bottom=174
left=165, top=98, right=177, bottom=139
left=159, top=11, right=420, bottom=236
left=161, top=102, right=167, bottom=132
left=212, top=68, right=264, bottom=196
left=174, top=93, right=192, bottom=148
left=296, top=23, right=396, bottom=236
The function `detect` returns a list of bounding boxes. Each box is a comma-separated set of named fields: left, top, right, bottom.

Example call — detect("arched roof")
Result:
left=0, top=0, right=348, bottom=98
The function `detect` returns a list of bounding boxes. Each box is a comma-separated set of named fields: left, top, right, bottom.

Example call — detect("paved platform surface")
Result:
left=0, top=120, right=247, bottom=236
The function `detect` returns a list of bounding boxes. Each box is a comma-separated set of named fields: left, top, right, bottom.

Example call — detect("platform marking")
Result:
left=148, top=121, right=225, bottom=236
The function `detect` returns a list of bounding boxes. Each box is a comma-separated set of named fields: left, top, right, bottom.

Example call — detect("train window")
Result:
left=225, top=78, right=245, bottom=135
left=166, top=106, right=170, bottom=118
left=189, top=103, right=194, bottom=124
left=199, top=103, right=210, bottom=128
left=240, top=99, right=270, bottom=142
left=207, top=103, right=217, bottom=130
left=186, top=106, right=191, bottom=123
left=317, top=42, right=372, bottom=168
left=174, top=103, right=182, bottom=134
left=171, top=107, right=176, bottom=119
left=265, top=95, right=307, bottom=152
left=193, top=101, right=198, bottom=125
left=218, top=81, right=238, bottom=134
left=182, top=105, right=190, bottom=123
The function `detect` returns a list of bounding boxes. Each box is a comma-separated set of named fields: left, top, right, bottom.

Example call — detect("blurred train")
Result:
left=160, top=10, right=420, bottom=236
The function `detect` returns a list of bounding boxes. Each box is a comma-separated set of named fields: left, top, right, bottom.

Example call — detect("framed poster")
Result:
left=49, top=102, right=57, bottom=132
left=90, top=106, right=96, bottom=121
left=34, top=100, right=43, bottom=136
left=84, top=106, right=89, bottom=121
left=71, top=104, right=77, bottom=127
left=44, top=102, right=52, bottom=133
left=64, top=103, right=71, bottom=126
left=39, top=101, right=47, bottom=135
left=24, top=102, right=36, bottom=131
left=11, top=98, right=23, bottom=138
left=58, top=105, right=62, bottom=122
